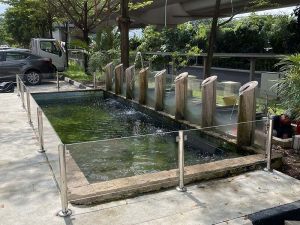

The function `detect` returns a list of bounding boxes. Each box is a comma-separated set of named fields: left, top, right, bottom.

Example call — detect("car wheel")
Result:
left=25, top=71, right=41, bottom=85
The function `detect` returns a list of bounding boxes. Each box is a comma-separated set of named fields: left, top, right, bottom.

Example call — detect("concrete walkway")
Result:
left=1, top=83, right=300, bottom=225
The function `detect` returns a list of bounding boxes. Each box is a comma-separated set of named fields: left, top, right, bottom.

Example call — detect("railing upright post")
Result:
left=26, top=89, right=32, bottom=124
left=249, top=58, right=256, bottom=81
left=93, top=72, right=97, bottom=89
left=58, top=144, right=72, bottom=217
left=57, top=71, right=60, bottom=91
left=176, top=130, right=187, bottom=192
left=20, top=82, right=25, bottom=109
left=37, top=107, right=45, bottom=153
left=266, top=118, right=273, bottom=172
left=16, top=75, right=20, bottom=96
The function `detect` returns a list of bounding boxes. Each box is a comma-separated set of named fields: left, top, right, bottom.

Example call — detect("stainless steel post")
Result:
left=16, top=75, right=20, bottom=96
left=37, top=108, right=45, bottom=153
left=20, top=82, right=25, bottom=109
left=57, top=71, right=60, bottom=91
left=26, top=89, right=32, bottom=124
left=176, top=130, right=187, bottom=192
left=58, top=144, right=72, bottom=217
left=266, top=118, right=273, bottom=171
left=93, top=72, right=97, bottom=89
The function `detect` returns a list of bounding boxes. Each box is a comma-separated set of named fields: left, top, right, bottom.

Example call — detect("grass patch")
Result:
left=64, top=61, right=104, bottom=82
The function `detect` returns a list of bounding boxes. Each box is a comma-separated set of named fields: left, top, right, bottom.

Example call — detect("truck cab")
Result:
left=30, top=38, right=66, bottom=72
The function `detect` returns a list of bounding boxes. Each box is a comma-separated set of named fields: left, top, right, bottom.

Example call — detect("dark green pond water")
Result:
left=33, top=91, right=246, bottom=183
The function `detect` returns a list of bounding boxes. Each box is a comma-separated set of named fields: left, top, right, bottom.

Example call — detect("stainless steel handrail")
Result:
left=57, top=144, right=72, bottom=217
left=176, top=130, right=187, bottom=192
left=37, top=107, right=45, bottom=153
left=266, top=118, right=274, bottom=172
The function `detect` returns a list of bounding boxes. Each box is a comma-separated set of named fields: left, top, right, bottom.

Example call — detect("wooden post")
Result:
left=175, top=72, right=188, bottom=120
left=114, top=64, right=123, bottom=95
left=105, top=62, right=114, bottom=91
left=249, top=58, right=256, bottom=81
left=155, top=70, right=166, bottom=111
left=139, top=67, right=148, bottom=105
left=125, top=65, right=135, bottom=99
left=237, top=81, right=258, bottom=146
left=201, top=75, right=217, bottom=127
left=203, top=56, right=207, bottom=79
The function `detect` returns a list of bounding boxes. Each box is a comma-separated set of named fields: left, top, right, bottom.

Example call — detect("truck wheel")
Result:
left=25, top=70, right=41, bottom=85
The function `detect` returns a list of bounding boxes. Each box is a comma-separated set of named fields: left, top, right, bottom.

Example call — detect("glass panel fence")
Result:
left=65, top=131, right=178, bottom=187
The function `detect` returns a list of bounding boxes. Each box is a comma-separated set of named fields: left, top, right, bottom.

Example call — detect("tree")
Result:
left=204, top=0, right=276, bottom=78
left=48, top=0, right=119, bottom=72
left=0, top=17, right=12, bottom=45
left=1, top=0, right=54, bottom=47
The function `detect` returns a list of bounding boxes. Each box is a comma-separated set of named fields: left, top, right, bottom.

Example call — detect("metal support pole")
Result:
left=203, top=56, right=207, bottom=79
left=58, top=144, right=72, bottom=217
left=16, top=75, right=20, bottom=96
left=57, top=71, right=60, bottom=91
left=176, top=130, right=187, bottom=192
left=249, top=58, right=256, bottom=81
left=37, top=108, right=45, bottom=153
left=93, top=72, right=97, bottom=89
left=20, top=82, right=25, bottom=109
left=266, top=118, right=273, bottom=172
left=26, top=89, right=32, bottom=124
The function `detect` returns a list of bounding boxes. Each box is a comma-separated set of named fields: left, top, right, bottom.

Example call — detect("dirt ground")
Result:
left=274, top=146, right=300, bottom=180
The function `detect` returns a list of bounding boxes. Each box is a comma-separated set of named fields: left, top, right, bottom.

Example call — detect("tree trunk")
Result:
left=204, top=0, right=221, bottom=79
left=119, top=0, right=130, bottom=69
left=48, top=13, right=53, bottom=38
left=83, top=1, right=89, bottom=73
left=83, top=29, right=89, bottom=73
left=65, top=22, right=69, bottom=68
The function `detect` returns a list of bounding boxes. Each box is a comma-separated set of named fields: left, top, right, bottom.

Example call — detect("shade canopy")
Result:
left=128, top=0, right=299, bottom=27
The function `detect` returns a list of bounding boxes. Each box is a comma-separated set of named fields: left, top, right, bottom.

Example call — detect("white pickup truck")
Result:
left=30, top=38, right=66, bottom=72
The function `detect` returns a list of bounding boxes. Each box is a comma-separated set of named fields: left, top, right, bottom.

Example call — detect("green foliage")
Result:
left=65, top=61, right=90, bottom=81
left=70, top=39, right=89, bottom=50
left=0, top=17, right=12, bottom=45
left=276, top=54, right=300, bottom=119
left=2, top=0, right=52, bottom=47
left=88, top=27, right=120, bottom=73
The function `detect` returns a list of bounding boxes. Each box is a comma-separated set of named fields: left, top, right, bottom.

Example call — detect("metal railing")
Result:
left=15, top=76, right=274, bottom=214
left=16, top=74, right=72, bottom=217
left=141, top=51, right=285, bottom=81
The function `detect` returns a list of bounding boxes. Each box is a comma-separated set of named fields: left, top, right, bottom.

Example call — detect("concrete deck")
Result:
left=0, top=82, right=300, bottom=225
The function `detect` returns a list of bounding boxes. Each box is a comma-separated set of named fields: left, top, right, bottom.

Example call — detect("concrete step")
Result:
left=286, top=221, right=300, bottom=225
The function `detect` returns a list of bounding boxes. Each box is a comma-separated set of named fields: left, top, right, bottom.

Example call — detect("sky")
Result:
left=0, top=4, right=6, bottom=14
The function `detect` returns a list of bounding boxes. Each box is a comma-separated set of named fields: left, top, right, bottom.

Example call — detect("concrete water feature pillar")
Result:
left=105, top=62, right=114, bottom=91
left=154, top=70, right=166, bottom=111
left=114, top=64, right=124, bottom=95
left=175, top=72, right=188, bottom=120
left=201, top=75, right=217, bottom=127
left=237, top=81, right=258, bottom=146
left=125, top=65, right=135, bottom=99
left=139, top=67, right=148, bottom=105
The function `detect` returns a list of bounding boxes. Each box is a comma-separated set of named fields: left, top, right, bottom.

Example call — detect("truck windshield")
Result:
left=40, top=41, right=61, bottom=56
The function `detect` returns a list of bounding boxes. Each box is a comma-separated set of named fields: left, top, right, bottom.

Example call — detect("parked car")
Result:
left=0, top=48, right=55, bottom=85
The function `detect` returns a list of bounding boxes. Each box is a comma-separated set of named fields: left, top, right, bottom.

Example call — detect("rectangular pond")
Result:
left=33, top=90, right=251, bottom=183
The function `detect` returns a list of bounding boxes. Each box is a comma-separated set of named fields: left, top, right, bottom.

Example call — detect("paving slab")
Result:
left=0, top=84, right=300, bottom=225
